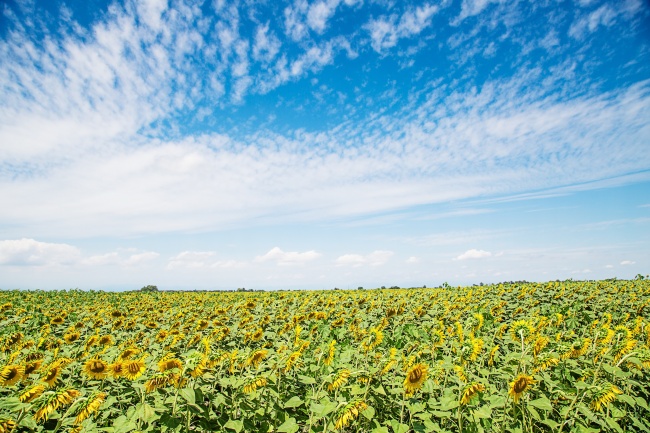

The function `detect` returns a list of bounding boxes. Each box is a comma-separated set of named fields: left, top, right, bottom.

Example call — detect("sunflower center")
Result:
left=90, top=361, right=106, bottom=373
left=409, top=369, right=422, bottom=383
left=513, top=377, right=528, bottom=393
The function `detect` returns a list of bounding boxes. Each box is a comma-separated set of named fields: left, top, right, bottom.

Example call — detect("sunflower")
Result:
left=122, top=357, right=147, bottom=381
left=284, top=351, right=301, bottom=373
left=64, top=332, right=81, bottom=344
left=510, top=320, right=534, bottom=342
left=109, top=361, right=125, bottom=378
left=157, top=357, right=183, bottom=372
left=50, top=316, right=65, bottom=325
left=0, top=365, right=24, bottom=387
left=590, top=381, right=622, bottom=412
left=404, top=363, right=428, bottom=394
left=361, top=328, right=383, bottom=352
left=83, top=358, right=109, bottom=380
left=145, top=371, right=179, bottom=393
left=243, top=376, right=267, bottom=394
left=98, top=335, right=114, bottom=346
left=247, top=350, right=268, bottom=368
left=0, top=417, right=16, bottom=433
left=460, top=383, right=485, bottom=405
left=328, top=369, right=351, bottom=392
left=118, top=347, right=140, bottom=361
left=509, top=374, right=535, bottom=403
left=41, top=365, right=62, bottom=387
left=323, top=340, right=336, bottom=366
left=74, top=392, right=106, bottom=424
left=334, top=400, right=367, bottom=430
left=19, top=384, right=45, bottom=403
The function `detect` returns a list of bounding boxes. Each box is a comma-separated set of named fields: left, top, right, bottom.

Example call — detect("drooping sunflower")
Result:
left=404, top=363, right=428, bottom=394
left=0, top=417, right=16, bottom=433
left=460, top=383, right=485, bottom=405
left=323, top=340, right=336, bottom=366
left=243, top=376, right=267, bottom=394
left=508, top=374, right=535, bottom=403
left=157, top=356, right=183, bottom=372
left=118, top=347, right=140, bottom=361
left=41, top=365, right=61, bottom=387
left=34, top=389, right=80, bottom=422
left=63, top=332, right=81, bottom=344
left=19, top=384, right=45, bottom=403
left=247, top=350, right=268, bottom=368
left=590, top=381, right=622, bottom=412
left=0, top=365, right=24, bottom=387
left=145, top=371, right=179, bottom=393
left=334, top=400, right=367, bottom=430
left=74, top=392, right=106, bottom=424
left=83, top=358, right=109, bottom=380
left=328, top=369, right=351, bottom=392
left=50, top=316, right=65, bottom=325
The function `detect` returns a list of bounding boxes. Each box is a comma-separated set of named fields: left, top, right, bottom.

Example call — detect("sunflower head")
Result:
left=0, top=365, right=25, bottom=387
left=404, top=363, right=428, bottom=394
left=509, top=374, right=535, bottom=403
left=83, top=358, right=109, bottom=380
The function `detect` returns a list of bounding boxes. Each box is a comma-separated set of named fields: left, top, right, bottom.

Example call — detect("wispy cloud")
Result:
left=0, top=238, right=80, bottom=266
left=335, top=250, right=394, bottom=267
left=455, top=249, right=492, bottom=260
left=254, top=247, right=321, bottom=266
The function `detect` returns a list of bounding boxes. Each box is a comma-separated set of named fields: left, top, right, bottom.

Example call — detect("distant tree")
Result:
left=140, top=285, right=158, bottom=292
left=357, top=286, right=364, bottom=290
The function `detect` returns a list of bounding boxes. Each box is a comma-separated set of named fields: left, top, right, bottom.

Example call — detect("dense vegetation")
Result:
left=1, top=279, right=649, bottom=432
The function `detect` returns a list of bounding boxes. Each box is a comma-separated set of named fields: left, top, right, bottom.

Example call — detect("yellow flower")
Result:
left=74, top=392, right=106, bottom=424
left=323, top=340, right=336, bottom=366
left=41, top=365, right=61, bottom=387
left=247, top=350, right=268, bottom=368
left=122, top=357, right=147, bottom=381
left=508, top=374, right=535, bottom=403
left=404, top=363, right=428, bottom=394
left=328, top=369, right=351, bottom=392
left=145, top=371, right=179, bottom=393
left=157, top=357, right=183, bottom=372
left=83, top=358, right=109, bottom=380
left=0, top=417, right=16, bottom=433
left=334, top=400, right=367, bottom=430
left=19, top=384, right=45, bottom=403
left=590, top=382, right=622, bottom=412
left=243, top=377, right=267, bottom=394
left=460, top=383, right=485, bottom=405
left=0, top=365, right=24, bottom=387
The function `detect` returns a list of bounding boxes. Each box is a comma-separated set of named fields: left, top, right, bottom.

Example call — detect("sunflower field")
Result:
left=1, top=279, right=650, bottom=433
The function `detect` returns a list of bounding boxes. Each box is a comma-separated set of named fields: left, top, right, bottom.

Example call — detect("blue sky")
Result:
left=0, top=0, right=649, bottom=290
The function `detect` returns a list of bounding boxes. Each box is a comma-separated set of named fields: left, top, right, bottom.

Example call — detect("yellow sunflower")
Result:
left=83, top=358, right=109, bottom=380
left=404, top=363, right=428, bottom=394
left=41, top=365, right=62, bottom=387
left=0, top=365, right=24, bottom=387
left=122, top=357, right=147, bottom=381
left=74, top=392, right=106, bottom=424
left=509, top=374, right=535, bottom=403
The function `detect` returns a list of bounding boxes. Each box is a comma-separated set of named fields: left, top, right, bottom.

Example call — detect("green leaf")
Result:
left=635, top=396, right=649, bottom=410
left=617, top=394, right=636, bottom=407
left=310, top=397, right=337, bottom=417
left=472, top=405, right=491, bottom=419
left=362, top=405, right=375, bottom=421
left=605, top=418, right=624, bottom=433
left=0, top=397, right=28, bottom=412
left=277, top=417, right=299, bottom=433
left=179, top=387, right=196, bottom=405
left=388, top=419, right=410, bottom=433
left=527, top=406, right=541, bottom=421
left=284, top=396, right=304, bottom=408
left=135, top=402, right=157, bottom=423
left=224, top=419, right=244, bottom=433
left=541, top=419, right=560, bottom=429
left=528, top=396, right=553, bottom=412
left=371, top=426, right=389, bottom=433
left=112, top=415, right=138, bottom=433
left=298, top=374, right=316, bottom=385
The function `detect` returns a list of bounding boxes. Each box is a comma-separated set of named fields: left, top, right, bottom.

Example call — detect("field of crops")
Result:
left=1, top=279, right=649, bottom=433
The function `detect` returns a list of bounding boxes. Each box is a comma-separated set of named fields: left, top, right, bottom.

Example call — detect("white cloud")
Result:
left=0, top=238, right=80, bottom=266
left=456, top=0, right=503, bottom=22
left=406, top=256, right=420, bottom=264
left=335, top=250, right=394, bottom=267
left=307, top=0, right=340, bottom=33
left=569, top=1, right=642, bottom=39
left=252, top=23, right=281, bottom=63
left=366, top=4, right=438, bottom=53
left=167, top=251, right=216, bottom=269
left=620, top=260, right=636, bottom=265
left=456, top=249, right=492, bottom=260
left=605, top=264, right=614, bottom=269
left=254, top=247, right=321, bottom=266
left=84, top=250, right=159, bottom=266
